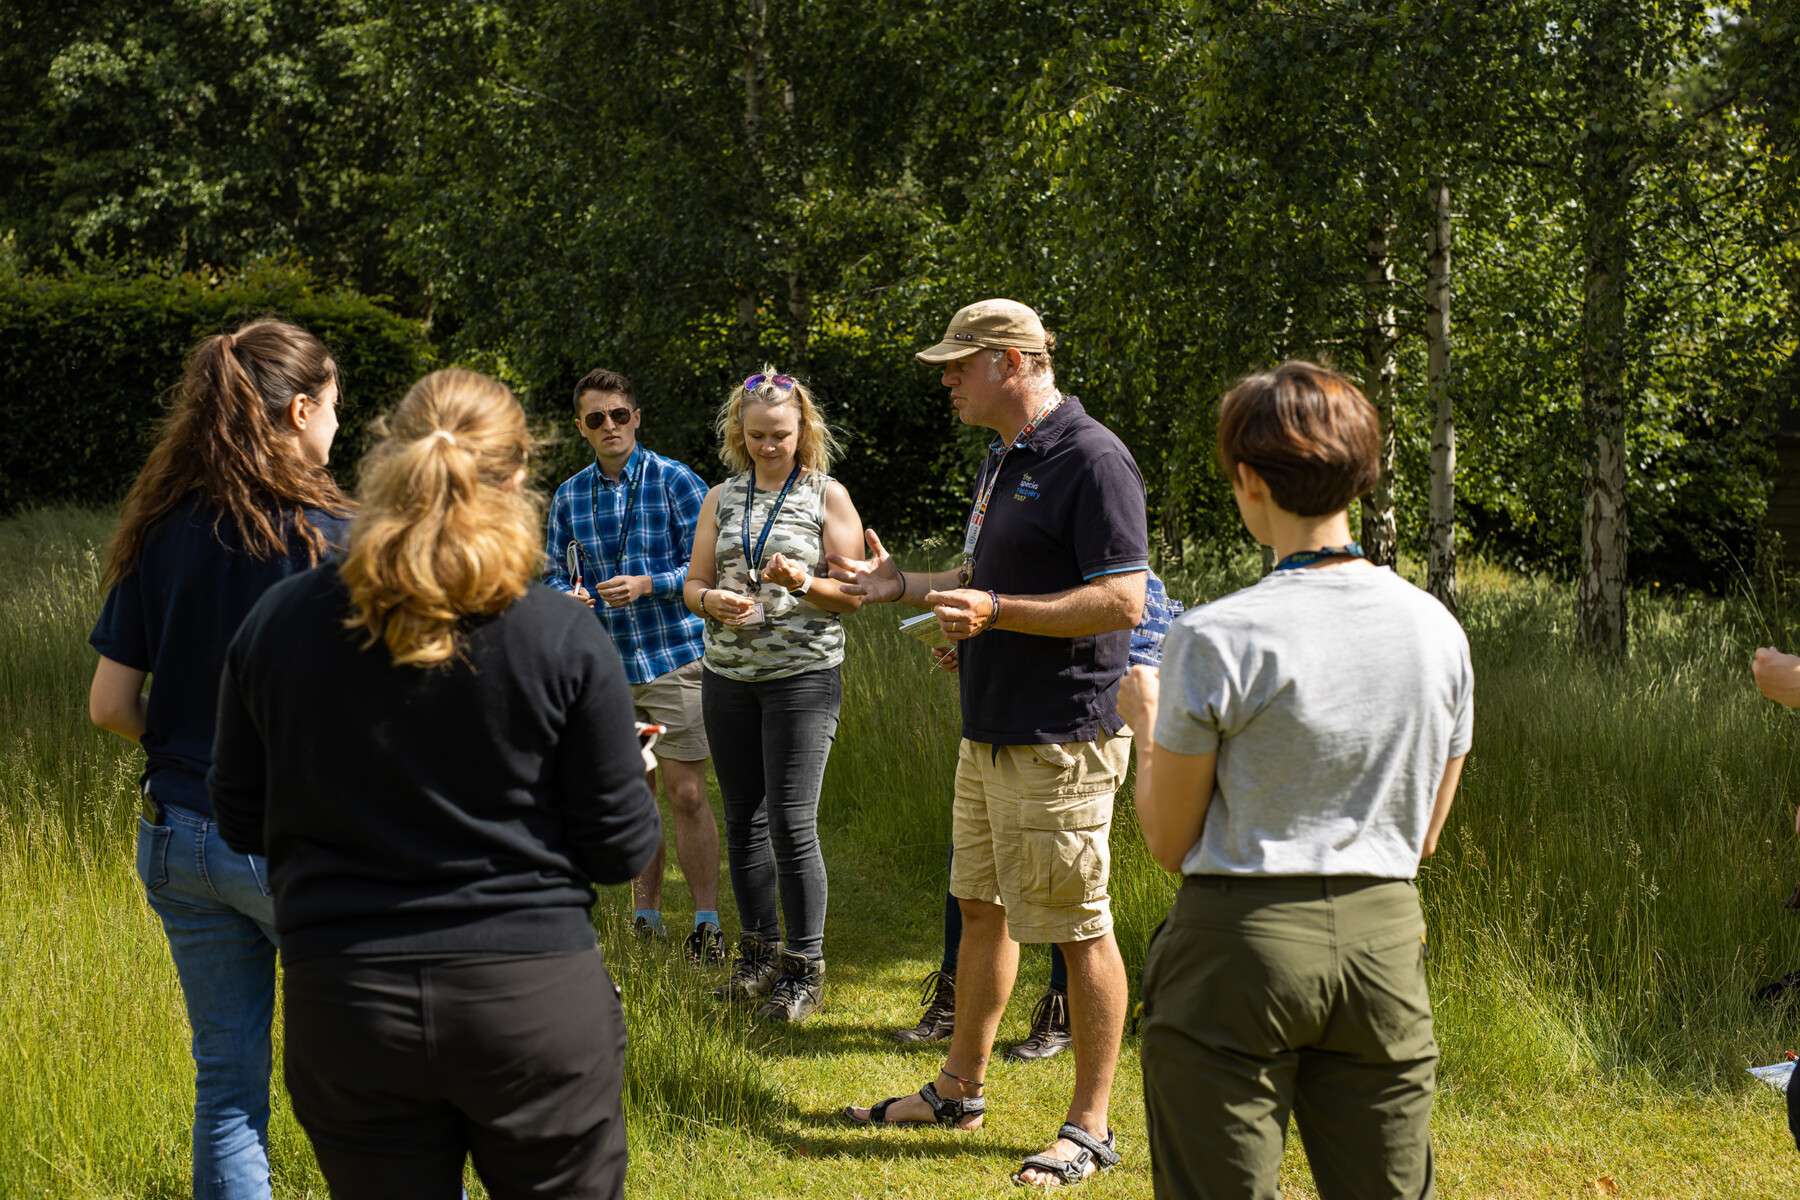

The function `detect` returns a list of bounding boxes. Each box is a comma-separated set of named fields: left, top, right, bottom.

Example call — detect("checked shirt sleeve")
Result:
left=545, top=484, right=577, bottom=591
left=650, top=465, right=707, bottom=598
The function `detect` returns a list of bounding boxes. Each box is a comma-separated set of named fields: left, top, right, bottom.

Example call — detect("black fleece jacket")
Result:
left=212, top=566, right=659, bottom=963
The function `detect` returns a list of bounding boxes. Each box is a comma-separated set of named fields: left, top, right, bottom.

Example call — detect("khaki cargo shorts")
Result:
left=630, top=659, right=709, bottom=763
left=949, top=732, right=1130, bottom=945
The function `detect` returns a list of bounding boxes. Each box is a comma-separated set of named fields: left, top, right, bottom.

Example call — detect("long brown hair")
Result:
left=338, top=369, right=539, bottom=668
left=104, top=319, right=350, bottom=587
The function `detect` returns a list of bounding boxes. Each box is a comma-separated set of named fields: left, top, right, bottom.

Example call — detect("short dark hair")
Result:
left=1215, top=361, right=1380, bottom=517
left=572, top=368, right=635, bottom=413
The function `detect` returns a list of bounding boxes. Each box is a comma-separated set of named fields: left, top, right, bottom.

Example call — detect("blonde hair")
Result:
left=339, top=369, right=539, bottom=667
left=714, top=365, right=842, bottom=475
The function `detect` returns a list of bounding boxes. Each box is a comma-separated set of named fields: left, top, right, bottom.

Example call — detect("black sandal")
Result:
left=842, top=1079, right=985, bottom=1127
left=1011, top=1123, right=1120, bottom=1188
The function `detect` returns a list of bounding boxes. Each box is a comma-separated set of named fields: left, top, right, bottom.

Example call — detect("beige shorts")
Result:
left=630, top=659, right=709, bottom=763
left=949, top=732, right=1130, bottom=945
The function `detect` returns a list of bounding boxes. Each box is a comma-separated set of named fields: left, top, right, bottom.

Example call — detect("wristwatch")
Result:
left=790, top=573, right=814, bottom=596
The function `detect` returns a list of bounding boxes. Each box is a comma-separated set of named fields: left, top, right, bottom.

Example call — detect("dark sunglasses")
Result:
left=582, top=406, right=636, bottom=430
left=743, top=373, right=796, bottom=394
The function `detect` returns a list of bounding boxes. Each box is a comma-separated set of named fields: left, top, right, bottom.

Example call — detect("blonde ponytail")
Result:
left=339, top=369, right=540, bottom=667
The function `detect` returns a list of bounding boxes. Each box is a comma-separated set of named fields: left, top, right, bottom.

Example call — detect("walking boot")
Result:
left=758, top=949, right=825, bottom=1023
left=713, top=933, right=780, bottom=1002
left=684, top=921, right=726, bottom=967
left=1004, top=987, right=1071, bottom=1061
left=891, top=969, right=956, bottom=1044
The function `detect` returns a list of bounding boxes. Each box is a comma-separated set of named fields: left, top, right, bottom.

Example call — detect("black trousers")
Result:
left=282, top=948, right=628, bottom=1200
left=701, top=665, right=841, bottom=959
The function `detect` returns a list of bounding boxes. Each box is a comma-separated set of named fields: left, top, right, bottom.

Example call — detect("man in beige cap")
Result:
left=834, top=299, right=1149, bottom=1188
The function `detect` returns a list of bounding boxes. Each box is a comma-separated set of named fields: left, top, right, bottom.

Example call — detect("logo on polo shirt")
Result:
left=1014, top=473, right=1041, bottom=502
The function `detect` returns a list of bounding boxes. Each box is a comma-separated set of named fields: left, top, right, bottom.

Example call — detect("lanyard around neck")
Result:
left=588, top=460, right=642, bottom=578
left=743, top=465, right=801, bottom=573
left=960, top=393, right=1063, bottom=566
left=1273, top=542, right=1365, bottom=572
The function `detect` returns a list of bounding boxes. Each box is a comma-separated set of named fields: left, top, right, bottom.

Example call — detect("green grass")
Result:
left=3, top=505, right=1799, bottom=1196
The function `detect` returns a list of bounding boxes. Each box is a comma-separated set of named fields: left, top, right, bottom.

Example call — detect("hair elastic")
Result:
left=428, top=430, right=458, bottom=446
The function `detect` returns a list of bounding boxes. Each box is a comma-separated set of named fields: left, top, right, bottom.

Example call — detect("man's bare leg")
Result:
left=846, top=897, right=1017, bottom=1124
left=632, top=767, right=665, bottom=914
left=1016, top=930, right=1127, bottom=1185
left=659, top=756, right=719, bottom=913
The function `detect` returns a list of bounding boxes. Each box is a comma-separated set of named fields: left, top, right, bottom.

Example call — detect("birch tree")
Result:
left=1361, top=211, right=1400, bottom=567
left=1425, top=176, right=1457, bottom=612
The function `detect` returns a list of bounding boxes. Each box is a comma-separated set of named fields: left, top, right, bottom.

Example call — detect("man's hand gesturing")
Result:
left=827, top=529, right=904, bottom=603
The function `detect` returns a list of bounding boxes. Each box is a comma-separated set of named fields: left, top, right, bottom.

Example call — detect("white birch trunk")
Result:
left=1360, top=214, right=1399, bottom=567
left=1578, top=33, right=1632, bottom=659
left=1426, top=177, right=1458, bottom=615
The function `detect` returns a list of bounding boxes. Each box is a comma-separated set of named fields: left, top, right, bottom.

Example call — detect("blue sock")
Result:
left=694, top=910, right=721, bottom=930
left=634, top=908, right=664, bottom=933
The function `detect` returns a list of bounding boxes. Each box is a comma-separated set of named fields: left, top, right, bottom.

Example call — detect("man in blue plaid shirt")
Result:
left=545, top=368, right=724, bottom=964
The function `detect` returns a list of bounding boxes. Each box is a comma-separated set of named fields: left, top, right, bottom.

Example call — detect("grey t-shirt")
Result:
left=1153, top=563, right=1473, bottom=878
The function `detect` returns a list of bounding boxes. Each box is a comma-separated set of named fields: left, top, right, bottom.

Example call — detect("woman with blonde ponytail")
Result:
left=88, top=319, right=349, bottom=1200
left=211, top=369, right=659, bottom=1200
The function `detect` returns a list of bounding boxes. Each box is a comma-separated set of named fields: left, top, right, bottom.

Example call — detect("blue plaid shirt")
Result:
left=1130, top=569, right=1184, bottom=667
left=545, top=447, right=708, bottom=685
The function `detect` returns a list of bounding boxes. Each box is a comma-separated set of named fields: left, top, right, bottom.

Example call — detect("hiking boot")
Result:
left=892, top=969, right=956, bottom=1044
left=632, top=914, right=666, bottom=942
left=758, top=949, right=825, bottom=1023
left=684, top=921, right=726, bottom=967
left=713, top=933, right=780, bottom=1002
left=1005, top=988, right=1071, bottom=1062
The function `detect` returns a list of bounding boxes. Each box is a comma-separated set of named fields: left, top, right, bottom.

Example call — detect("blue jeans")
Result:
left=136, top=801, right=279, bottom=1200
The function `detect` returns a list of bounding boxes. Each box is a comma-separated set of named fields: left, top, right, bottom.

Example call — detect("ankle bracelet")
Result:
left=939, top=1066, right=984, bottom=1091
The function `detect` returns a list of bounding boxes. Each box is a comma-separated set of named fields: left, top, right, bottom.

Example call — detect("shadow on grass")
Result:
left=761, top=1099, right=1039, bottom=1162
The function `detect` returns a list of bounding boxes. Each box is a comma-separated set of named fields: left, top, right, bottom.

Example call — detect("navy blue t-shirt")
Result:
left=958, top=396, right=1150, bottom=744
left=89, top=495, right=349, bottom=817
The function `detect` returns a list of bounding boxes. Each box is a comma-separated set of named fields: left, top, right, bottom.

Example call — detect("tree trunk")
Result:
left=1359, top=213, right=1399, bottom=567
left=1425, top=176, right=1458, bottom=615
left=734, top=0, right=770, bottom=357
left=1577, top=26, right=1633, bottom=659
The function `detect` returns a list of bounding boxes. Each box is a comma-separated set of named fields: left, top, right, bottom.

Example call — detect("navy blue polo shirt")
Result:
left=89, top=495, right=349, bottom=817
left=958, top=396, right=1149, bottom=745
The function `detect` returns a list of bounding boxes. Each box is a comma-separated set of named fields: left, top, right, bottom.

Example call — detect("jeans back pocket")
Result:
left=135, top=818, right=173, bottom=893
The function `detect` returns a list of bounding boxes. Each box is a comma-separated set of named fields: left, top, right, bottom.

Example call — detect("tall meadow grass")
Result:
left=4, top=506, right=1799, bottom=1195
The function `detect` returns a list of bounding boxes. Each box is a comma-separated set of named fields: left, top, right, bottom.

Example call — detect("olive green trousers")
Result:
left=1141, top=875, right=1437, bottom=1200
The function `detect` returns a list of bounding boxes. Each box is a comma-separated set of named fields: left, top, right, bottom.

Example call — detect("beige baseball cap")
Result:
left=915, top=299, right=1049, bottom=364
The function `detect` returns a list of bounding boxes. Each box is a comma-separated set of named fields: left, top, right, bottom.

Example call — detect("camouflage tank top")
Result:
left=704, top=468, right=845, bottom=682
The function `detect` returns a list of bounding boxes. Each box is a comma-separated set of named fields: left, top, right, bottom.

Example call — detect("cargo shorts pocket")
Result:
left=1018, top=792, right=1111, bottom=906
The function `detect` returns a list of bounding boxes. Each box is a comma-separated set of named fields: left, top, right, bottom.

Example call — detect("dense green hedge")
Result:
left=0, top=266, right=430, bottom=512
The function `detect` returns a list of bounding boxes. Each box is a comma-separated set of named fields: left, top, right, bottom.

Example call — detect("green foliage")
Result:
left=0, top=265, right=430, bottom=513
left=2, top=0, right=1797, bottom=586
left=0, top=0, right=404, bottom=293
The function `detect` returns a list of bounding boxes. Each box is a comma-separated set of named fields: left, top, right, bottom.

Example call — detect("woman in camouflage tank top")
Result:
left=683, top=367, right=867, bottom=1024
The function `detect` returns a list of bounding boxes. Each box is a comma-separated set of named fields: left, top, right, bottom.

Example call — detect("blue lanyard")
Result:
left=588, top=463, right=642, bottom=579
left=1274, top=542, right=1364, bottom=572
left=743, top=466, right=801, bottom=572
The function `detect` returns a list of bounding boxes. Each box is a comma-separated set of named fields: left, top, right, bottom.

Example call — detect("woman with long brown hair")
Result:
left=210, top=368, right=659, bottom=1199
left=87, top=319, right=349, bottom=1200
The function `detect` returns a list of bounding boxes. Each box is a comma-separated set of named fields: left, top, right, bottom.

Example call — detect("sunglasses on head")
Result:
left=743, top=373, right=796, bottom=394
left=582, top=406, right=635, bottom=430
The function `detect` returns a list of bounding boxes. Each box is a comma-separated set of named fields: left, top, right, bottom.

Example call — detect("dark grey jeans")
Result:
left=700, top=665, right=841, bottom=960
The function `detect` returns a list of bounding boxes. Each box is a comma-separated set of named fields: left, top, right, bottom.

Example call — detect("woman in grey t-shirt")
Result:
left=1117, top=361, right=1472, bottom=1200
